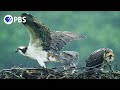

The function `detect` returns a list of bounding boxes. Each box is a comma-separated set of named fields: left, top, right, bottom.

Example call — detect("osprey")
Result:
left=85, top=48, right=114, bottom=71
left=59, top=51, right=79, bottom=70
left=47, top=51, right=79, bottom=70
left=60, top=51, right=79, bottom=74
left=16, top=13, right=86, bottom=68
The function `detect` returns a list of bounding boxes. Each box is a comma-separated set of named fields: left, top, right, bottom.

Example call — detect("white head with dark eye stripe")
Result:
left=15, top=46, right=28, bottom=56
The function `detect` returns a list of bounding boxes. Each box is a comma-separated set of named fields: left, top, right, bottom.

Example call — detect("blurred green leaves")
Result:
left=0, top=11, right=120, bottom=69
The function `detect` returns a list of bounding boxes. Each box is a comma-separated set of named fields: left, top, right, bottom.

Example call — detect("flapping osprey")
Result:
left=16, top=13, right=86, bottom=68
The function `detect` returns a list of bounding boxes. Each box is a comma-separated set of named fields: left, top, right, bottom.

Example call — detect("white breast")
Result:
left=26, top=45, right=48, bottom=62
left=25, top=45, right=59, bottom=68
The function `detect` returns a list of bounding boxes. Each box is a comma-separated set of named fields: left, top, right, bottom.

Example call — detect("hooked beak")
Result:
left=15, top=50, right=17, bottom=53
left=15, top=49, right=18, bottom=53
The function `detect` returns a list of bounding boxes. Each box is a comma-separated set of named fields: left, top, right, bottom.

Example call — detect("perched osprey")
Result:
left=16, top=13, right=86, bottom=68
left=59, top=51, right=79, bottom=70
left=46, top=51, right=79, bottom=74
left=85, top=48, right=114, bottom=71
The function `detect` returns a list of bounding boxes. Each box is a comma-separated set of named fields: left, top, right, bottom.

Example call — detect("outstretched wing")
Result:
left=21, top=13, right=51, bottom=50
left=50, top=31, right=86, bottom=51
left=21, top=13, right=86, bottom=51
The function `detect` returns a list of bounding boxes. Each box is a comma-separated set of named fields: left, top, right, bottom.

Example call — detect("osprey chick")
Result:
left=85, top=48, right=114, bottom=71
left=59, top=51, right=79, bottom=70
left=16, top=13, right=86, bottom=68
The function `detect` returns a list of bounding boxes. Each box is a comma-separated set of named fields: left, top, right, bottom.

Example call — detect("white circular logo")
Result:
left=4, top=15, right=13, bottom=24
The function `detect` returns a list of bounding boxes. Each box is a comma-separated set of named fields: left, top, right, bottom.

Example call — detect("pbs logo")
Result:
left=4, top=15, right=26, bottom=24
left=4, top=15, right=13, bottom=24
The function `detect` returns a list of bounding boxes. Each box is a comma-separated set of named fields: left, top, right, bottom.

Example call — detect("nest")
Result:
left=0, top=66, right=120, bottom=79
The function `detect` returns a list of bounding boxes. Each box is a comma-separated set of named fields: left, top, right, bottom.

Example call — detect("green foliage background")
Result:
left=0, top=11, right=120, bottom=69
